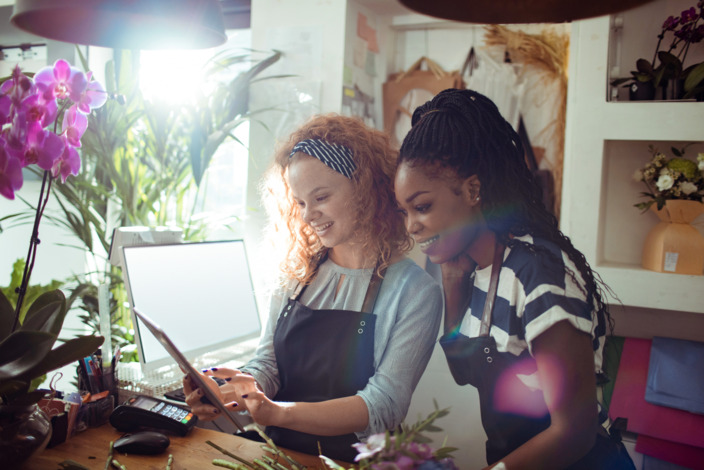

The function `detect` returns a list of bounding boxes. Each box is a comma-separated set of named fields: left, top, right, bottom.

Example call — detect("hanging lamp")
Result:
left=10, top=0, right=227, bottom=50
left=397, top=0, right=660, bottom=24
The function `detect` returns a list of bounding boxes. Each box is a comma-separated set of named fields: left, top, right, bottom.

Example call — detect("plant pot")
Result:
left=629, top=80, right=656, bottom=100
left=0, top=404, right=52, bottom=469
left=642, top=200, right=704, bottom=275
left=664, top=78, right=685, bottom=100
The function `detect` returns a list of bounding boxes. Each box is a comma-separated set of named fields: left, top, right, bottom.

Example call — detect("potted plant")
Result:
left=0, top=59, right=106, bottom=468
left=611, top=1, right=704, bottom=100
left=633, top=144, right=704, bottom=275
left=0, top=289, right=104, bottom=468
left=633, top=144, right=704, bottom=211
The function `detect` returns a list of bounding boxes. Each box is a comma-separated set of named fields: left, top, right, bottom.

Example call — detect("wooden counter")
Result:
left=25, top=424, right=343, bottom=469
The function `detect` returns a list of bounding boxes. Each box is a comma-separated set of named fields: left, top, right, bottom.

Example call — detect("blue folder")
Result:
left=645, top=336, right=704, bottom=415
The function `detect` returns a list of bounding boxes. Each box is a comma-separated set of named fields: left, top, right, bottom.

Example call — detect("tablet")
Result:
left=132, top=307, right=246, bottom=432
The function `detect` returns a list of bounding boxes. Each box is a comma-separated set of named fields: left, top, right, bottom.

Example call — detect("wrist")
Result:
left=274, top=401, right=294, bottom=428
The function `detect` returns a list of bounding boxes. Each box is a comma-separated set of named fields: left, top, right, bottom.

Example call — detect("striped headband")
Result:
left=289, top=139, right=357, bottom=178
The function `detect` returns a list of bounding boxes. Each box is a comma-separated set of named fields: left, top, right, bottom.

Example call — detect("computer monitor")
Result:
left=121, top=240, right=261, bottom=372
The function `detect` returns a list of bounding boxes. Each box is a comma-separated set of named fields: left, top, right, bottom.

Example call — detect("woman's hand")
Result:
left=182, top=368, right=240, bottom=421
left=183, top=368, right=284, bottom=427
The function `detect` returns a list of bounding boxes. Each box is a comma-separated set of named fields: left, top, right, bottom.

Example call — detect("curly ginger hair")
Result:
left=261, top=114, right=411, bottom=285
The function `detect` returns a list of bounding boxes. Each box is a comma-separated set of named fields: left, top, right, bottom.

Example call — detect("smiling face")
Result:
left=287, top=153, right=360, bottom=260
left=395, top=162, right=484, bottom=265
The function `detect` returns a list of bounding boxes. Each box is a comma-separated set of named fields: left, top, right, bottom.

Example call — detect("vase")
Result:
left=629, top=80, right=655, bottom=100
left=0, top=404, right=52, bottom=469
left=641, top=200, right=704, bottom=275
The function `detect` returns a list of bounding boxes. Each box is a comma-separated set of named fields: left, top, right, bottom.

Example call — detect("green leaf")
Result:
left=684, top=62, right=704, bottom=91
left=16, top=335, right=104, bottom=385
left=0, top=330, right=57, bottom=380
left=0, top=289, right=15, bottom=341
left=423, top=424, right=443, bottom=432
left=635, top=58, right=654, bottom=75
left=21, top=290, right=67, bottom=335
left=7, top=389, right=47, bottom=406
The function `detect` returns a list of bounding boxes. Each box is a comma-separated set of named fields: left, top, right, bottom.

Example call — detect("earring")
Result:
left=475, top=196, right=480, bottom=202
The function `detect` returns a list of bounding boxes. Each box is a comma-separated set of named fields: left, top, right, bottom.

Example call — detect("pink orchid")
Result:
left=62, top=105, right=88, bottom=148
left=75, top=72, right=107, bottom=113
left=21, top=82, right=58, bottom=129
left=34, top=59, right=88, bottom=103
left=0, top=94, right=12, bottom=125
left=21, top=122, right=65, bottom=171
left=0, top=66, right=36, bottom=108
left=0, top=145, right=23, bottom=199
left=51, top=136, right=81, bottom=183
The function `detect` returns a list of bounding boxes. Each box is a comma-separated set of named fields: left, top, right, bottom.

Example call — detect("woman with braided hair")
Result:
left=183, top=114, right=442, bottom=462
left=395, top=88, right=635, bottom=469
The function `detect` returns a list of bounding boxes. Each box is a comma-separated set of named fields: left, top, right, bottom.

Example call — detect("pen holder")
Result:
left=101, top=365, right=118, bottom=401
left=76, top=395, right=114, bottom=430
left=75, top=358, right=117, bottom=429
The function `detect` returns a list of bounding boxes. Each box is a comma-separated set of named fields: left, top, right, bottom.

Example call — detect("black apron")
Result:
left=265, top=258, right=383, bottom=463
left=440, top=243, right=635, bottom=469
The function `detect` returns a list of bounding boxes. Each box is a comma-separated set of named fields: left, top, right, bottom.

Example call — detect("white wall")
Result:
left=246, top=0, right=349, bottom=310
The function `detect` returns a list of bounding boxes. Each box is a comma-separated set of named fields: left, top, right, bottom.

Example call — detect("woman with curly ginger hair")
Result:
left=184, top=114, right=442, bottom=462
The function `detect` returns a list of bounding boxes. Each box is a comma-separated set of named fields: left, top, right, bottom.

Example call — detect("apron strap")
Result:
left=360, top=266, right=385, bottom=314
left=479, top=242, right=505, bottom=337
left=289, top=250, right=329, bottom=301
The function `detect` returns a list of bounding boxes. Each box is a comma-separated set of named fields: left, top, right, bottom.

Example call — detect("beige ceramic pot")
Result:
left=641, top=199, right=704, bottom=275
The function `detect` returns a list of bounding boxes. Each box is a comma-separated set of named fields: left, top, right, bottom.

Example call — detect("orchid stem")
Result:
left=12, top=170, right=52, bottom=331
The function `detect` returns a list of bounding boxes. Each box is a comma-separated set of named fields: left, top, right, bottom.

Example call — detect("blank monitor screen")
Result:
left=122, top=240, right=261, bottom=371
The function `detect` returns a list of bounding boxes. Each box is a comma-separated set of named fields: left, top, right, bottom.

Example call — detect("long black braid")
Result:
left=399, top=88, right=614, bottom=338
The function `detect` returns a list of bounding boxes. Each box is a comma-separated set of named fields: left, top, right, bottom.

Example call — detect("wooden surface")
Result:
left=24, top=424, right=340, bottom=469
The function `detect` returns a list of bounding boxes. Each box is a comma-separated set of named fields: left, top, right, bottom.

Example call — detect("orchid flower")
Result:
left=21, top=82, right=58, bottom=129
left=52, top=136, right=81, bottom=183
left=0, top=94, right=12, bottom=125
left=75, top=71, right=108, bottom=113
left=34, top=59, right=88, bottom=103
left=0, top=145, right=23, bottom=199
left=0, top=66, right=36, bottom=109
left=62, top=105, right=88, bottom=148
left=19, top=122, right=65, bottom=171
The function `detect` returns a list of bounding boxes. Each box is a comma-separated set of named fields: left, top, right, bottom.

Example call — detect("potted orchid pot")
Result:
left=611, top=2, right=704, bottom=101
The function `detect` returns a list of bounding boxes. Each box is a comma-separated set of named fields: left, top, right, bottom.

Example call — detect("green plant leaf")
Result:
left=636, top=58, right=654, bottom=75
left=21, top=289, right=67, bottom=336
left=684, top=62, right=704, bottom=91
left=7, top=389, right=47, bottom=406
left=17, top=334, right=104, bottom=382
left=0, top=330, right=56, bottom=380
left=0, top=289, right=15, bottom=341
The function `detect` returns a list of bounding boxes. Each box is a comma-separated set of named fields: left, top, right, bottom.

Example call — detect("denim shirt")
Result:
left=240, top=257, right=443, bottom=439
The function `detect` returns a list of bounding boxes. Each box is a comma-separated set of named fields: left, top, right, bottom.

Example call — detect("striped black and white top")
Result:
left=458, top=234, right=607, bottom=376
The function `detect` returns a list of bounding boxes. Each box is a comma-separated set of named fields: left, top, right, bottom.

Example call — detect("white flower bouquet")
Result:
left=633, top=144, right=704, bottom=211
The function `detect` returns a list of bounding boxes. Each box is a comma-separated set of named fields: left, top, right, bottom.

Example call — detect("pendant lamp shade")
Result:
left=398, top=0, right=659, bottom=24
left=10, top=0, right=227, bottom=50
